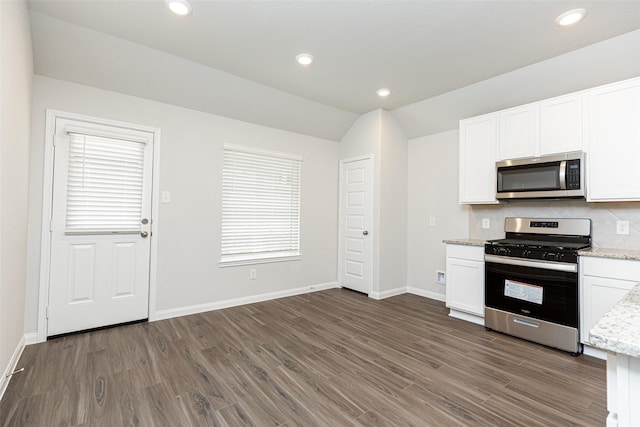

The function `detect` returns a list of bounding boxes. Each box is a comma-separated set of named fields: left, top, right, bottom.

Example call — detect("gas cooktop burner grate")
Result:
left=485, top=217, right=592, bottom=263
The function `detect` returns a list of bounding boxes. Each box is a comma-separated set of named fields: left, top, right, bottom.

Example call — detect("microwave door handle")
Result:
left=559, top=160, right=567, bottom=190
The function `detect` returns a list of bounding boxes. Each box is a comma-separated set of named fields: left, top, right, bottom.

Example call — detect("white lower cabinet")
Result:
left=580, top=257, right=640, bottom=344
left=445, top=244, right=485, bottom=322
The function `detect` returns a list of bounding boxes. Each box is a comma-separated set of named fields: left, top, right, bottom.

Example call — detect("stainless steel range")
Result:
left=484, top=217, right=591, bottom=355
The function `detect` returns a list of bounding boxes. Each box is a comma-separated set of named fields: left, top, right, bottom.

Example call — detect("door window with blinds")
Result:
left=221, top=144, right=302, bottom=266
left=62, top=126, right=149, bottom=235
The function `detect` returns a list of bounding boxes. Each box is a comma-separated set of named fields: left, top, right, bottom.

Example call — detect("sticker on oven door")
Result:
left=504, top=280, right=543, bottom=304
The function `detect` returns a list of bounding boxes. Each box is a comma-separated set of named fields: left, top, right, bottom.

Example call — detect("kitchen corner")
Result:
left=442, top=236, right=640, bottom=426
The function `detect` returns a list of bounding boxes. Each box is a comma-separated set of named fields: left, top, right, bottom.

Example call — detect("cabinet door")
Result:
left=539, top=93, right=584, bottom=155
left=581, top=275, right=636, bottom=343
left=587, top=78, right=640, bottom=201
left=445, top=257, right=484, bottom=316
left=459, top=114, right=498, bottom=204
left=497, top=104, right=538, bottom=160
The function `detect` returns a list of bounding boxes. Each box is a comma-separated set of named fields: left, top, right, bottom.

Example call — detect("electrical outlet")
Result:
left=436, top=270, right=446, bottom=285
left=616, top=221, right=630, bottom=235
left=161, top=191, right=171, bottom=203
left=482, top=218, right=490, bottom=229
left=429, top=217, right=436, bottom=227
left=249, top=269, right=257, bottom=280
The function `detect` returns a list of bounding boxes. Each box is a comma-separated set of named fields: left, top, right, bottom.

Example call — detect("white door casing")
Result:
left=41, top=111, right=158, bottom=337
left=338, top=156, right=373, bottom=295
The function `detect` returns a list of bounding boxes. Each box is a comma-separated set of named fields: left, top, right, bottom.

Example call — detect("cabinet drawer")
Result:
left=581, top=257, right=640, bottom=280
left=446, top=244, right=484, bottom=262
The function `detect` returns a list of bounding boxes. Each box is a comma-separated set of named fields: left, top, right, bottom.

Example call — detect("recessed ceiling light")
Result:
left=166, top=0, right=192, bottom=16
left=555, top=8, right=587, bottom=26
left=376, top=88, right=391, bottom=98
left=296, top=53, right=314, bottom=66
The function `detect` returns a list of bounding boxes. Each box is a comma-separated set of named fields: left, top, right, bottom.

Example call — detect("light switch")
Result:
left=161, top=191, right=171, bottom=203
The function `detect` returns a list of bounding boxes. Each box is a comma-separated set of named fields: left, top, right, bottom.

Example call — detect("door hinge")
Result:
left=49, top=220, right=53, bottom=232
left=45, top=306, right=49, bottom=319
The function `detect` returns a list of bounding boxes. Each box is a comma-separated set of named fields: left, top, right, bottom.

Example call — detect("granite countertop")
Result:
left=578, top=247, right=640, bottom=261
left=590, top=283, right=640, bottom=358
left=442, top=238, right=486, bottom=247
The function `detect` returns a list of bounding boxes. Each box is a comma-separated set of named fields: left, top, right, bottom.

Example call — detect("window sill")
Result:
left=219, top=253, right=303, bottom=268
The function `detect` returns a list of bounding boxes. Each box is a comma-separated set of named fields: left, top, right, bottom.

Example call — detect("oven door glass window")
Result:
left=497, top=162, right=561, bottom=192
left=485, top=261, right=577, bottom=327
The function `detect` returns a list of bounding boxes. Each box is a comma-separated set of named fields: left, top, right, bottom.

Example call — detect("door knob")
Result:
left=362, top=230, right=369, bottom=236
left=141, top=231, right=149, bottom=238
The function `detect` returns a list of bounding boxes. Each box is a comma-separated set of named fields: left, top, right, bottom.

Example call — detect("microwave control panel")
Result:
left=566, top=159, right=581, bottom=189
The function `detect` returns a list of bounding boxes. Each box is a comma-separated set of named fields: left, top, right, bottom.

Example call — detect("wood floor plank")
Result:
left=141, top=382, right=192, bottom=426
left=0, top=289, right=607, bottom=426
left=176, top=389, right=225, bottom=427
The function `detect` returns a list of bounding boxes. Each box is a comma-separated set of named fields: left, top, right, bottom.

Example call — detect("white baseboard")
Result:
left=449, top=309, right=485, bottom=326
left=152, top=281, right=338, bottom=321
left=24, top=332, right=39, bottom=345
left=369, top=286, right=407, bottom=300
left=583, top=344, right=607, bottom=360
left=406, top=287, right=445, bottom=302
left=0, top=335, right=26, bottom=402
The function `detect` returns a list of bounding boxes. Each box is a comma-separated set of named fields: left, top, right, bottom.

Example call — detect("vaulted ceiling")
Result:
left=27, top=1, right=640, bottom=140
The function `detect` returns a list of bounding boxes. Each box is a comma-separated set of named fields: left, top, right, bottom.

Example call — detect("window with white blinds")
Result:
left=65, top=132, right=145, bottom=234
left=220, top=144, right=302, bottom=265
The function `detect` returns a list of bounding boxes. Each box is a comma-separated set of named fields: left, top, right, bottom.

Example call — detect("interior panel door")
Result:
left=339, top=158, right=372, bottom=294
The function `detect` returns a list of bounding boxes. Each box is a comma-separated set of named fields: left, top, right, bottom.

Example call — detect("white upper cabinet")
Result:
left=459, top=113, right=499, bottom=204
left=497, top=104, right=537, bottom=160
left=459, top=76, right=638, bottom=205
left=539, top=93, right=584, bottom=155
left=587, top=77, right=640, bottom=201
left=496, top=94, right=584, bottom=161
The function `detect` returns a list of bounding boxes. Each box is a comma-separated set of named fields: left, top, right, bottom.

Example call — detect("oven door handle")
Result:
left=484, top=254, right=577, bottom=273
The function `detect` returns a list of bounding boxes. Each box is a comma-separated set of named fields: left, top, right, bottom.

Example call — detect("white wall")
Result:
left=339, top=109, right=409, bottom=297
left=25, top=76, right=339, bottom=333
left=407, top=130, right=469, bottom=300
left=379, top=111, right=408, bottom=294
left=0, top=0, right=32, bottom=392
left=339, top=110, right=382, bottom=294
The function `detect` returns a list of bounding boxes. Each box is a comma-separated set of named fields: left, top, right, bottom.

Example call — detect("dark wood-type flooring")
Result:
left=1, top=289, right=606, bottom=426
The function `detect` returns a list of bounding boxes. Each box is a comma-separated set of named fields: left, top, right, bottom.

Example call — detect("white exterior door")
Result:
left=47, top=117, right=154, bottom=336
left=339, top=157, right=372, bottom=294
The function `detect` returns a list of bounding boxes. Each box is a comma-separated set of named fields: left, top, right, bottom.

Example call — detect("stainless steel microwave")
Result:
left=496, top=151, right=585, bottom=200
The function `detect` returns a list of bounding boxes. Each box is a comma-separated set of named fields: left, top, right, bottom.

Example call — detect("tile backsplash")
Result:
left=469, top=200, right=640, bottom=249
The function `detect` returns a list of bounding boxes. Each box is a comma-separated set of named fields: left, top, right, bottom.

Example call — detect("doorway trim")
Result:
left=338, top=154, right=374, bottom=295
left=36, top=110, right=161, bottom=342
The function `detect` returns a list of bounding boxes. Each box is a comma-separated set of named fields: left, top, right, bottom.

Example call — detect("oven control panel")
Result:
left=530, top=221, right=559, bottom=228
